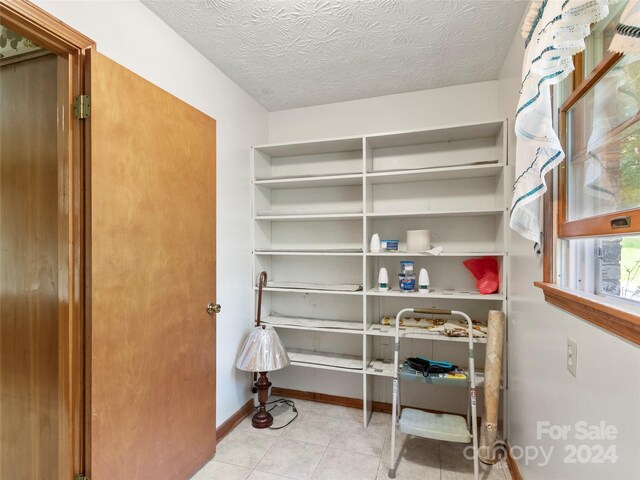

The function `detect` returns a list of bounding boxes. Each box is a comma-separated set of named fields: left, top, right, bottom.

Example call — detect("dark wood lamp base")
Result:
left=252, top=371, right=273, bottom=429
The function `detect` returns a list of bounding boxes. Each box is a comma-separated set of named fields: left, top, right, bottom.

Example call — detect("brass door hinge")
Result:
left=74, top=94, right=90, bottom=119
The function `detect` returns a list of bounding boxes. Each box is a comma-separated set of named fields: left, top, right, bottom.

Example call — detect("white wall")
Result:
left=34, top=0, right=268, bottom=427
left=500, top=28, right=640, bottom=480
left=268, top=80, right=501, bottom=143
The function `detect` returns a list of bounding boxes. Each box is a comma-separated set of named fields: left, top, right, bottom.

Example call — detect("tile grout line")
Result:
left=380, top=415, right=394, bottom=478
left=310, top=445, right=330, bottom=480
left=308, top=408, right=379, bottom=480
left=376, top=421, right=389, bottom=480
left=210, top=457, right=258, bottom=470
left=308, top=416, right=335, bottom=480
left=251, top=432, right=283, bottom=478
left=438, top=441, right=442, bottom=480
left=215, top=419, right=281, bottom=473
left=251, top=404, right=348, bottom=480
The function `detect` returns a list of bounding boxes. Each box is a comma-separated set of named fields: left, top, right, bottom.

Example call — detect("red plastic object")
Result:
left=463, top=257, right=499, bottom=294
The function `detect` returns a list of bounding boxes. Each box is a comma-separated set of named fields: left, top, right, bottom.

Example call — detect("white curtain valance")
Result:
left=511, top=0, right=609, bottom=245
left=610, top=0, right=640, bottom=54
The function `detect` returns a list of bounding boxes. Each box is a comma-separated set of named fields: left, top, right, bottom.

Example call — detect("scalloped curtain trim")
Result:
left=609, top=0, right=640, bottom=54
left=511, top=0, right=609, bottom=245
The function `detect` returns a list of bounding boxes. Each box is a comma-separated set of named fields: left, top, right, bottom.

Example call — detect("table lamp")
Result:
left=236, top=324, right=290, bottom=428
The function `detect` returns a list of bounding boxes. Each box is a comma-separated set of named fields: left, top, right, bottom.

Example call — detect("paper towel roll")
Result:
left=406, top=230, right=431, bottom=252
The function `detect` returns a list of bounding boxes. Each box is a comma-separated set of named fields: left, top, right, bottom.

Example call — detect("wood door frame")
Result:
left=0, top=1, right=94, bottom=478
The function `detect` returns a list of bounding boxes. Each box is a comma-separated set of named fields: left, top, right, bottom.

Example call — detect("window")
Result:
left=538, top=18, right=640, bottom=345
left=581, top=2, right=627, bottom=78
left=557, top=235, right=640, bottom=306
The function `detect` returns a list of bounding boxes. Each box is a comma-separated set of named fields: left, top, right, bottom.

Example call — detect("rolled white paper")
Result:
left=407, top=230, right=431, bottom=252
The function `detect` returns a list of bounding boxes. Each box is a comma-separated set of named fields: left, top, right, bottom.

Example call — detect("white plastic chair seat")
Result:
left=398, top=408, right=472, bottom=443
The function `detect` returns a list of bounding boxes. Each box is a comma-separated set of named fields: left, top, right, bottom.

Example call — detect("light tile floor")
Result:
left=191, top=399, right=511, bottom=480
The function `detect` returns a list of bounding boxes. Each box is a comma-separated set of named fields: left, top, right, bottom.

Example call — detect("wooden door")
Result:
left=0, top=52, right=62, bottom=480
left=87, top=51, right=217, bottom=480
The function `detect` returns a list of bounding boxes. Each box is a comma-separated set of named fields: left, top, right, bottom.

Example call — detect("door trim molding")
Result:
left=0, top=2, right=94, bottom=478
left=0, top=0, right=93, bottom=55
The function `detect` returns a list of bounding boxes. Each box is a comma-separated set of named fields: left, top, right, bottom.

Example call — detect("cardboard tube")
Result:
left=479, top=310, right=505, bottom=464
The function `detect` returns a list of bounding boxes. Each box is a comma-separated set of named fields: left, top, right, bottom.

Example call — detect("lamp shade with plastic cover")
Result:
left=236, top=325, right=290, bottom=372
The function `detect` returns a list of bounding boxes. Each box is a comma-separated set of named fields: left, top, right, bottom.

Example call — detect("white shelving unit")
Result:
left=251, top=119, right=508, bottom=427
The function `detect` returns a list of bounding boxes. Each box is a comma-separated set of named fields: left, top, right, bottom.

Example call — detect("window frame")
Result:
left=536, top=50, right=640, bottom=345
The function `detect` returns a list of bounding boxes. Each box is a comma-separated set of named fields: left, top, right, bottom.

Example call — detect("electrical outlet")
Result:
left=567, top=338, right=578, bottom=377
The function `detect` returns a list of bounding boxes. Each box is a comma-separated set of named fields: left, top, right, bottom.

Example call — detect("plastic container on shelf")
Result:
left=399, top=274, right=416, bottom=291
left=381, top=239, right=399, bottom=251
left=399, top=260, right=416, bottom=291
left=400, top=261, right=414, bottom=275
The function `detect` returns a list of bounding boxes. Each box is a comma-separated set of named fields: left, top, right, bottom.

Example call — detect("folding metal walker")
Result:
left=388, top=307, right=479, bottom=480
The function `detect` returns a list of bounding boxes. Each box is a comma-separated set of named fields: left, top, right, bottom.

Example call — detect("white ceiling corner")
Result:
left=141, top=0, right=528, bottom=112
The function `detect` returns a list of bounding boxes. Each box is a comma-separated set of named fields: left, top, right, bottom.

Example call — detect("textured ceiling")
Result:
left=142, top=0, right=528, bottom=111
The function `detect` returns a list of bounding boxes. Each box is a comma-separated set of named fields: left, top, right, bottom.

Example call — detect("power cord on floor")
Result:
left=258, top=398, right=298, bottom=429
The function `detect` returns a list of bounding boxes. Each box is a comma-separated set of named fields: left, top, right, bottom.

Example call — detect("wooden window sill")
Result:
left=535, top=282, right=640, bottom=345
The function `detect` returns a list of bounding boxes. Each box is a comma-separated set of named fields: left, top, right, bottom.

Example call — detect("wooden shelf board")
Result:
left=365, top=120, right=505, bottom=149
left=287, top=348, right=363, bottom=373
left=365, top=288, right=504, bottom=301
left=256, top=286, right=364, bottom=296
left=253, top=137, right=363, bottom=157
left=366, top=163, right=503, bottom=184
left=271, top=324, right=363, bottom=335
left=290, top=362, right=363, bottom=373
left=256, top=209, right=503, bottom=221
left=262, top=315, right=363, bottom=334
left=365, top=360, right=395, bottom=377
left=254, top=213, right=363, bottom=221
left=256, top=249, right=363, bottom=256
left=366, top=208, right=504, bottom=220
left=365, top=252, right=505, bottom=258
left=254, top=251, right=504, bottom=257
left=254, top=173, right=363, bottom=189
left=535, top=282, right=640, bottom=345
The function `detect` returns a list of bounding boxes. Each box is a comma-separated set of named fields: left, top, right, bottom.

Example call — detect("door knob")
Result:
left=207, top=303, right=221, bottom=315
